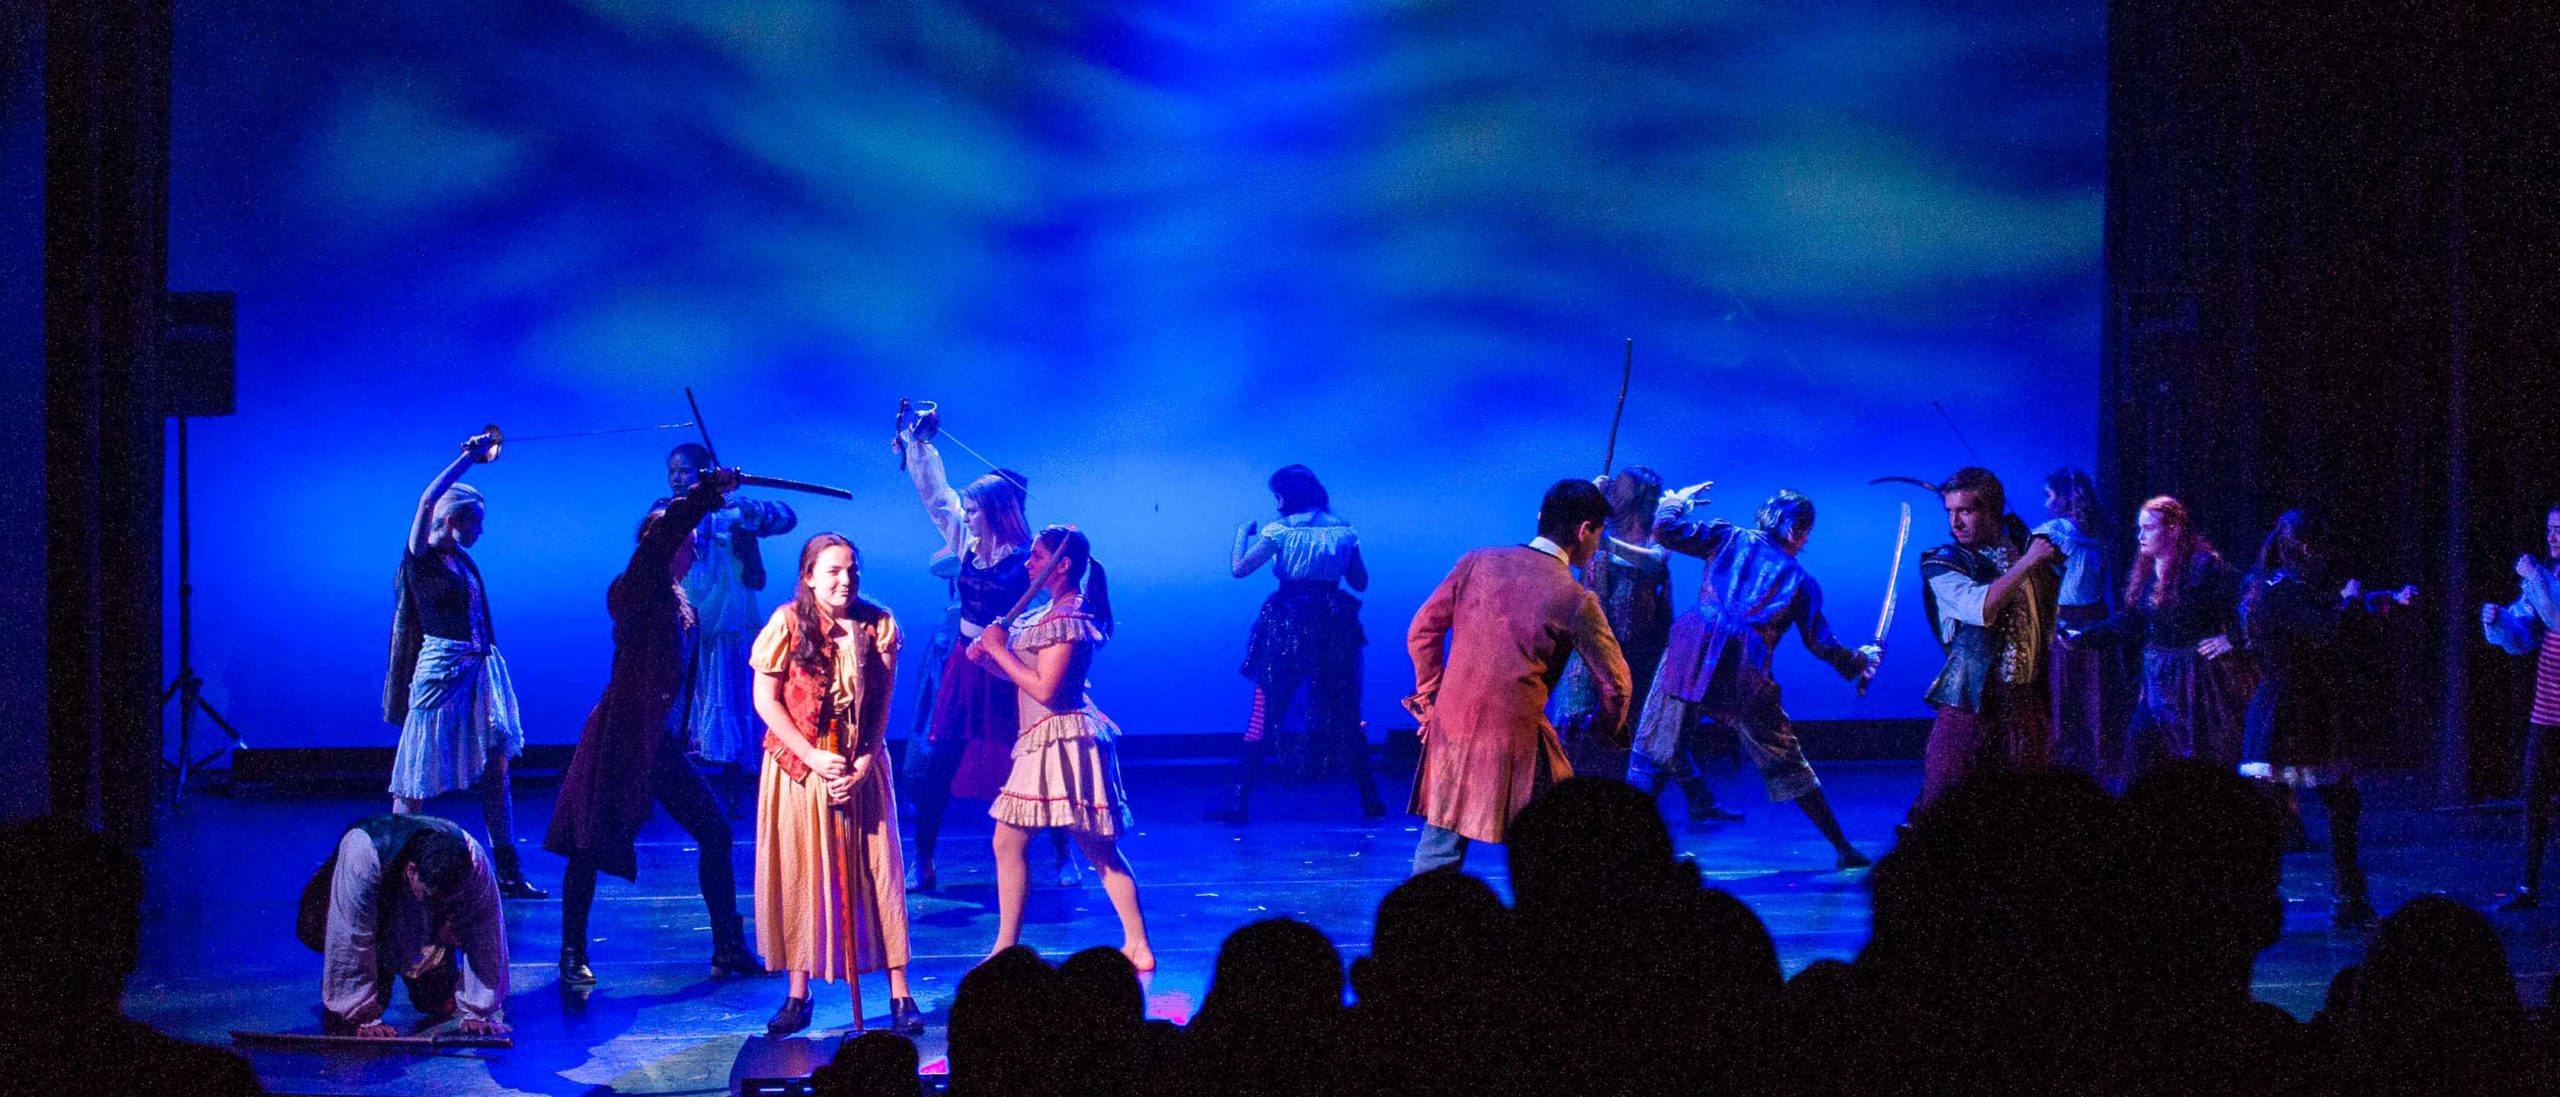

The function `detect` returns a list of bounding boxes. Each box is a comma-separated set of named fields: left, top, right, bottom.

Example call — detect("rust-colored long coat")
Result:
left=1405, top=545, right=1631, bottom=844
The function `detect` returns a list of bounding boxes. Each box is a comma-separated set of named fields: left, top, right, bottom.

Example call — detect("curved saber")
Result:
left=1857, top=502, right=1913, bottom=696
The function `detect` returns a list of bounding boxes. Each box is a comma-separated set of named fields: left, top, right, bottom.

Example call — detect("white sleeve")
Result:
left=449, top=844, right=509, bottom=1022
left=1928, top=569, right=1992, bottom=641
left=321, top=830, right=384, bottom=1024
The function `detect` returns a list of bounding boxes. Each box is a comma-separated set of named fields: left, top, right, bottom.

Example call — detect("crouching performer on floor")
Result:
left=298, top=814, right=509, bottom=1038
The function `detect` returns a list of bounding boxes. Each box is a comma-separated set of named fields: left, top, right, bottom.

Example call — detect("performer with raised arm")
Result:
left=1405, top=479, right=1631, bottom=874
left=2482, top=502, right=2560, bottom=910
left=969, top=526, right=1154, bottom=970
left=1629, top=486, right=1878, bottom=868
left=750, top=534, right=922, bottom=1038
left=1911, top=467, right=2060, bottom=815
left=893, top=409, right=1079, bottom=891
left=661, top=443, right=798, bottom=786
left=2037, top=468, right=2123, bottom=783
left=546, top=467, right=760, bottom=988
left=1208, top=464, right=1383, bottom=823
left=2240, top=509, right=2415, bottom=928
left=1555, top=467, right=1689, bottom=796
left=382, top=430, right=543, bottom=899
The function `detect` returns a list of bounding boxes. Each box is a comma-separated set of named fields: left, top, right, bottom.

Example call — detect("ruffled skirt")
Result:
left=991, top=708, right=1134, bottom=838
left=684, top=631, right=757, bottom=764
left=390, top=637, right=524, bottom=800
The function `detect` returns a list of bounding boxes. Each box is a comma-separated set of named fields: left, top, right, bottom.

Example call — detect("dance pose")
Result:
left=1556, top=468, right=1683, bottom=792
left=2240, top=510, right=2413, bottom=927
left=546, top=468, right=758, bottom=987
left=2086, top=496, right=2253, bottom=779
left=895, top=413, right=1079, bottom=891
left=2037, top=468, right=2124, bottom=784
left=382, top=431, right=542, bottom=899
left=1405, top=479, right=1631, bottom=874
left=1209, top=464, right=1383, bottom=823
left=1628, top=488, right=1878, bottom=866
left=662, top=443, right=798, bottom=772
left=300, top=814, right=509, bottom=1037
left=2482, top=502, right=2560, bottom=910
left=1913, top=468, right=2059, bottom=814
left=751, top=534, right=922, bottom=1037
left=969, top=526, right=1154, bottom=970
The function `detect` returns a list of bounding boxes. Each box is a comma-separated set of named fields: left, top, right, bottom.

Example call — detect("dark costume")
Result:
left=544, top=478, right=747, bottom=971
left=2099, top=553, right=2253, bottom=778
left=2241, top=565, right=2374, bottom=914
left=2037, top=516, right=2125, bottom=785
left=1915, top=535, right=2057, bottom=811
left=1629, top=514, right=1865, bottom=805
left=1219, top=517, right=1379, bottom=818
left=1557, top=537, right=1674, bottom=778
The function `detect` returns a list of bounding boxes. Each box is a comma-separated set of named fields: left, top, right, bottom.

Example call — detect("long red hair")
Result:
left=2123, top=496, right=2218, bottom=609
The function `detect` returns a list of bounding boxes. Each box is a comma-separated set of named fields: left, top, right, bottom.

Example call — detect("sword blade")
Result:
left=736, top=473, right=852, bottom=500
left=1874, top=502, right=1912, bottom=644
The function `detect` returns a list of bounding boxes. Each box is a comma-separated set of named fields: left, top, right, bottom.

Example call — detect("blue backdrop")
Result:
left=161, top=0, right=2104, bottom=750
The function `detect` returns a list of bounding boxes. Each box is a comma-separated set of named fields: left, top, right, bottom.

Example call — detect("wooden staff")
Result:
left=230, top=1030, right=513, bottom=1050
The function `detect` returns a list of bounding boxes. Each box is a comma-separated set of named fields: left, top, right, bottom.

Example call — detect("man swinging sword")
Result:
left=1627, top=482, right=1885, bottom=870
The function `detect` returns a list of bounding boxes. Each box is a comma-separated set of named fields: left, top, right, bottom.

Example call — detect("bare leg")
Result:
left=1072, top=831, right=1154, bottom=971
left=888, top=966, right=911, bottom=999
left=990, top=822, right=1034, bottom=954
left=786, top=970, right=810, bottom=1000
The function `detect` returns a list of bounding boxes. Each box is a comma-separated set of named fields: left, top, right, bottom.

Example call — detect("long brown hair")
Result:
left=2124, top=496, right=2218, bottom=609
left=961, top=471, right=1032, bottom=556
left=786, top=532, right=859, bottom=680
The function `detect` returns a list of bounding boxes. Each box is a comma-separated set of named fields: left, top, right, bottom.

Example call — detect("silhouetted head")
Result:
left=1505, top=776, right=1680, bottom=912
left=1269, top=465, right=1331, bottom=517
left=1196, top=918, right=1343, bottom=1034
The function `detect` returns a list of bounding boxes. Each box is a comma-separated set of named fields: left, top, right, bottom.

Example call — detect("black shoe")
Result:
left=766, top=996, right=812, bottom=1037
left=1358, top=782, right=1388, bottom=820
left=710, top=938, right=762, bottom=978
left=1835, top=847, right=1874, bottom=871
left=1055, top=856, right=1084, bottom=889
left=907, top=860, right=937, bottom=894
left=2499, top=887, right=2541, bottom=912
left=1689, top=805, right=1747, bottom=825
left=889, top=996, right=926, bottom=1037
left=559, top=946, right=596, bottom=986
left=2333, top=895, right=2379, bottom=929
left=1204, top=785, right=1250, bottom=824
left=498, top=873, right=549, bottom=900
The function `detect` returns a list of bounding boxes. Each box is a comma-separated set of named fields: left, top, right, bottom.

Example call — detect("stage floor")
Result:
left=129, top=758, right=2556, bottom=1096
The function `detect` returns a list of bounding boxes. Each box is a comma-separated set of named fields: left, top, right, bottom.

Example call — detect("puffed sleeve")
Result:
left=749, top=605, right=796, bottom=675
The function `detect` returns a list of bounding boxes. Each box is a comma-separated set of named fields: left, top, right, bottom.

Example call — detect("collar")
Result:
left=1527, top=536, right=1570, bottom=563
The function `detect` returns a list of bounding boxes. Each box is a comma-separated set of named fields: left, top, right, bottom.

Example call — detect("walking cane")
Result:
left=833, top=714, right=868, bottom=1034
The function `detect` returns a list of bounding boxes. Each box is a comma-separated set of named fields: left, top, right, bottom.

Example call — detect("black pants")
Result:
left=562, top=740, right=740, bottom=953
left=2525, top=723, right=2560, bottom=891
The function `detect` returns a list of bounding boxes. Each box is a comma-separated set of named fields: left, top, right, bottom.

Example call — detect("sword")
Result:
left=682, top=386, right=855, bottom=499
left=1857, top=502, right=1912, bottom=696
left=1602, top=338, right=1632, bottom=476
left=230, top=1029, right=514, bottom=1050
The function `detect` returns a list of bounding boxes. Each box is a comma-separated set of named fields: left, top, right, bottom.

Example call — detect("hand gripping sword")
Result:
left=1857, top=502, right=1912, bottom=696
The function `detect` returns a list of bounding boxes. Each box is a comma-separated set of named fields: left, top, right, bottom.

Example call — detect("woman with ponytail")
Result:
left=967, top=526, right=1155, bottom=970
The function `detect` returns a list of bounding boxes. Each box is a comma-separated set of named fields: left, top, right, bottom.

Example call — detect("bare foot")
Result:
left=1121, top=943, right=1156, bottom=972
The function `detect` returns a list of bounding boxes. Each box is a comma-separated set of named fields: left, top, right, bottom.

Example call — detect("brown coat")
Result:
left=543, top=482, right=724, bottom=881
left=1405, top=545, right=1631, bottom=843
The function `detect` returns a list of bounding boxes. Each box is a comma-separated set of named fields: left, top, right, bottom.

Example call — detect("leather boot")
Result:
left=559, top=945, right=596, bottom=986
left=491, top=842, right=548, bottom=900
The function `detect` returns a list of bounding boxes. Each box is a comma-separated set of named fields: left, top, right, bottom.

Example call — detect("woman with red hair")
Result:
left=2079, top=497, right=2253, bottom=779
